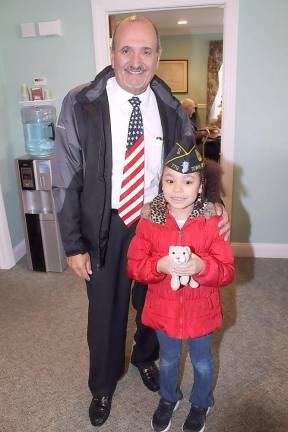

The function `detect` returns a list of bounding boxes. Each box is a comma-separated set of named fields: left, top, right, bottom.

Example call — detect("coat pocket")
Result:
left=188, top=291, right=221, bottom=318
left=146, top=295, right=180, bottom=320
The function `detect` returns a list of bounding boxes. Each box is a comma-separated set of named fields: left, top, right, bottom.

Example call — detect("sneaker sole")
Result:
left=182, top=423, right=206, bottom=432
left=173, top=399, right=181, bottom=412
left=151, top=419, right=172, bottom=432
left=181, top=406, right=212, bottom=432
left=151, top=400, right=181, bottom=432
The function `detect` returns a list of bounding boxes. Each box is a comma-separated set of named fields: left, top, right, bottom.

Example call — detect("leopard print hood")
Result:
left=141, top=193, right=216, bottom=225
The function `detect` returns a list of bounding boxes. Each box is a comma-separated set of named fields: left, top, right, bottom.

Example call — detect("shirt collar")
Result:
left=107, top=77, right=151, bottom=108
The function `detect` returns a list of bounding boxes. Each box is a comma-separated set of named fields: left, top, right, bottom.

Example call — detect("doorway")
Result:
left=111, top=8, right=223, bottom=132
left=90, top=0, right=239, bottom=216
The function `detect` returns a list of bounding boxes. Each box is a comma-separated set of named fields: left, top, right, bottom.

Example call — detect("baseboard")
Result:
left=14, top=239, right=26, bottom=263
left=232, top=242, right=288, bottom=258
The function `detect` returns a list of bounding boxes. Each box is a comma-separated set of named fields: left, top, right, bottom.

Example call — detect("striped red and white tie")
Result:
left=118, top=96, right=144, bottom=227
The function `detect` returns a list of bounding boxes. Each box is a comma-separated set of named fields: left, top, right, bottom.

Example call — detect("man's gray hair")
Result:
left=111, top=15, right=161, bottom=53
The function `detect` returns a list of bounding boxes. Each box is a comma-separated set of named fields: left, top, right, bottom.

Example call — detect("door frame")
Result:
left=90, top=0, right=239, bottom=217
left=0, top=183, right=15, bottom=269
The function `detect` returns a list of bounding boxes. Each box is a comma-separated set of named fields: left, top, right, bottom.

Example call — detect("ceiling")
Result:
left=112, top=7, right=224, bottom=36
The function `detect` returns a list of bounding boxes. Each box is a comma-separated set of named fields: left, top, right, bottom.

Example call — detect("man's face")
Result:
left=111, top=19, right=161, bottom=95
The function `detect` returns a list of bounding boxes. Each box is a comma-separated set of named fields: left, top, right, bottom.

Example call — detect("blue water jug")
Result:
left=21, top=104, right=56, bottom=157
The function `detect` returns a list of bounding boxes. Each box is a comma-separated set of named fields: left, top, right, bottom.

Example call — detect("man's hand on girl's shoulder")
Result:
left=214, top=203, right=230, bottom=241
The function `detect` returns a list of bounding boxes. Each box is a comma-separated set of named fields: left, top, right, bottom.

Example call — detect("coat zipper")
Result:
left=176, top=226, right=184, bottom=338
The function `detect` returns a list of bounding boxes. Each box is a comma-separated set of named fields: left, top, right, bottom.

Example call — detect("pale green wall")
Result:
left=0, top=0, right=95, bottom=248
left=161, top=33, right=223, bottom=127
left=231, top=0, right=288, bottom=243
left=1, top=0, right=288, bottom=251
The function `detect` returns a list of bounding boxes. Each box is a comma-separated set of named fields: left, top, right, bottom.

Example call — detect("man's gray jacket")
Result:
left=52, top=66, right=194, bottom=269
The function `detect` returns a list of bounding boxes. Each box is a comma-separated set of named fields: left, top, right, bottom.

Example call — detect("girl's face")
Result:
left=162, top=166, right=202, bottom=219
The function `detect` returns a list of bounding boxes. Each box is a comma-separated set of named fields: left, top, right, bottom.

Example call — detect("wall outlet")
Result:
left=38, top=19, right=62, bottom=37
left=20, top=22, right=36, bottom=38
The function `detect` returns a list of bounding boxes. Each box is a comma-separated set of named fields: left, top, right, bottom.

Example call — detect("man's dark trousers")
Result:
left=86, top=211, right=159, bottom=396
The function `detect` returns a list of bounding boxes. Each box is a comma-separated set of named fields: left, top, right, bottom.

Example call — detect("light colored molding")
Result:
left=232, top=242, right=288, bottom=259
left=161, top=25, right=223, bottom=35
left=14, top=239, right=26, bottom=263
left=90, top=0, right=239, bottom=221
left=0, top=184, right=15, bottom=269
left=220, top=0, right=239, bottom=219
left=197, top=103, right=207, bottom=109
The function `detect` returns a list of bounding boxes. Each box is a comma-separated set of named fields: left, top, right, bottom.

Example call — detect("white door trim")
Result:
left=0, top=184, right=15, bottom=269
left=90, top=0, right=239, bottom=218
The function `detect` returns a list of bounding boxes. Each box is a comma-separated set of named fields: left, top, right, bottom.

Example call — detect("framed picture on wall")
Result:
left=157, top=59, right=188, bottom=93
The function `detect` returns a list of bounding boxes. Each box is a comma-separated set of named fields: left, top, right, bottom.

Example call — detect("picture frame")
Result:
left=157, top=59, right=188, bottom=93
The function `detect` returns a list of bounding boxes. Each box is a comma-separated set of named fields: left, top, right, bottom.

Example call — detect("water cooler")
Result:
left=16, top=155, right=67, bottom=272
left=21, top=103, right=56, bottom=157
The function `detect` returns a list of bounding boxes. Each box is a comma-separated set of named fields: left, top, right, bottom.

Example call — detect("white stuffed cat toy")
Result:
left=169, top=245, right=200, bottom=291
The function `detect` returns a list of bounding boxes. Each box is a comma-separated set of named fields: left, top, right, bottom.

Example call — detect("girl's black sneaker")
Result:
left=182, top=404, right=211, bottom=432
left=151, top=397, right=181, bottom=432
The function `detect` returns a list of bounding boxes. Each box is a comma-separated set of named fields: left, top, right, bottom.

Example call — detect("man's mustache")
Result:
left=125, top=66, right=146, bottom=73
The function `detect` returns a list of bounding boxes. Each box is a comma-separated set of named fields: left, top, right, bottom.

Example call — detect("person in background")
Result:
left=52, top=15, right=230, bottom=428
left=127, top=138, right=234, bottom=432
left=181, top=98, right=199, bottom=129
left=181, top=98, right=221, bottom=162
left=181, top=98, right=220, bottom=139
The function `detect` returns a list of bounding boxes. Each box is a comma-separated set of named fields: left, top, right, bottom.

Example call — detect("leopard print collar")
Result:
left=147, top=192, right=211, bottom=225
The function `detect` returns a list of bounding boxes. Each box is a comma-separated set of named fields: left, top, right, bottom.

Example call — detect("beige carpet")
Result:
left=0, top=257, right=287, bottom=432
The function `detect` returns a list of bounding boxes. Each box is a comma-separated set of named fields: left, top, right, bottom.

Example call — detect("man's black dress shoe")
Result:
left=138, top=363, right=160, bottom=392
left=89, top=394, right=112, bottom=427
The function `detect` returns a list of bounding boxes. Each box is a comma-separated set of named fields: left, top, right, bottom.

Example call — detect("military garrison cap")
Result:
left=164, top=136, right=205, bottom=174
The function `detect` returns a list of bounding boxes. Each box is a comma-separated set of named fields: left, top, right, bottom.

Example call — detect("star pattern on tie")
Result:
left=127, top=97, right=144, bottom=149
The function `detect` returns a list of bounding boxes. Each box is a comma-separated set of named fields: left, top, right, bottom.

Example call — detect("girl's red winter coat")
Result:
left=127, top=211, right=234, bottom=339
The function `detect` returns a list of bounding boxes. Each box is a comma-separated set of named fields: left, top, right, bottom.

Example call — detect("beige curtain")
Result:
left=206, top=41, right=223, bottom=124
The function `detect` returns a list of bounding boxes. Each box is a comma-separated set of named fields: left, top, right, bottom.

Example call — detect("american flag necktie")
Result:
left=118, top=97, right=145, bottom=227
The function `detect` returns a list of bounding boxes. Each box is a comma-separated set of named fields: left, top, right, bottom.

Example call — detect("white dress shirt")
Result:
left=107, top=77, right=163, bottom=209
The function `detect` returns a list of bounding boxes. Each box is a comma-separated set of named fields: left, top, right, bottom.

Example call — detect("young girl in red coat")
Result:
left=127, top=137, right=234, bottom=432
